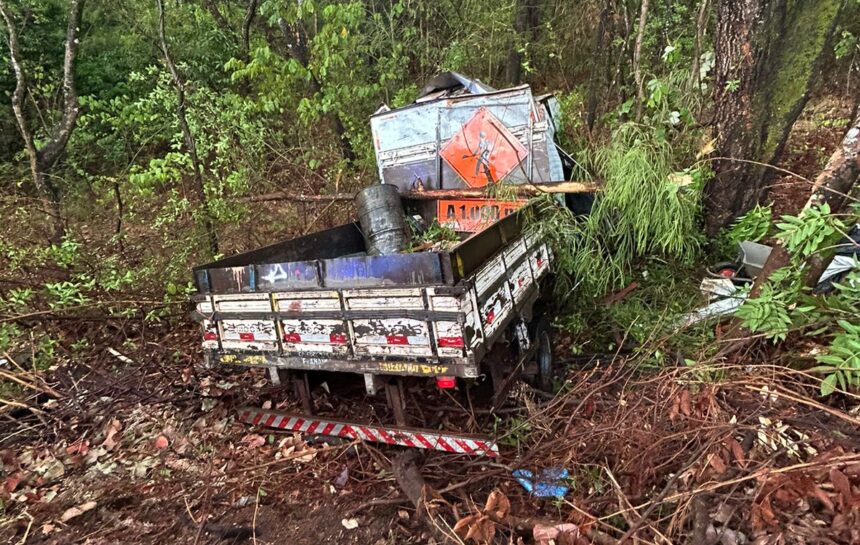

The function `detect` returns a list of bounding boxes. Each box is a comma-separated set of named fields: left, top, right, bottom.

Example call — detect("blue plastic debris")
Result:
left=512, top=467, right=569, bottom=498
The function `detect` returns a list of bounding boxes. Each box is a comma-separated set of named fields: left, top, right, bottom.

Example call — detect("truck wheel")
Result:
left=532, top=317, right=554, bottom=392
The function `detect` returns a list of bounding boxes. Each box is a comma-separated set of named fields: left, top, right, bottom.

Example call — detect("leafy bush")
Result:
left=531, top=123, right=704, bottom=299
left=735, top=203, right=860, bottom=395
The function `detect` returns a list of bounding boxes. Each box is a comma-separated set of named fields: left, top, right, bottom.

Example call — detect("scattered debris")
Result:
left=512, top=467, right=570, bottom=498
left=340, top=518, right=359, bottom=530
left=60, top=501, right=97, bottom=522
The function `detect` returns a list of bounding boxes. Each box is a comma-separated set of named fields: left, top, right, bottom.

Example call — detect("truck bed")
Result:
left=191, top=212, right=551, bottom=379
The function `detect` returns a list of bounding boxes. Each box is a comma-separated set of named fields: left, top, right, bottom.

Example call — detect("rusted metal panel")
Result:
left=274, top=291, right=341, bottom=313
left=207, top=265, right=255, bottom=293
left=351, top=317, right=433, bottom=358
left=478, top=281, right=514, bottom=341
left=280, top=318, right=350, bottom=355
left=344, top=289, right=424, bottom=310
left=220, top=320, right=278, bottom=351
left=201, top=319, right=219, bottom=350
left=507, top=257, right=536, bottom=305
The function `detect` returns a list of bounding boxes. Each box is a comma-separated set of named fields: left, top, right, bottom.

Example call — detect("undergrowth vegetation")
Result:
left=733, top=202, right=860, bottom=395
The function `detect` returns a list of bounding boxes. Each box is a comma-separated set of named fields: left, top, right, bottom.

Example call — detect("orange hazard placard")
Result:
left=437, top=199, right=526, bottom=232
left=440, top=108, right=528, bottom=188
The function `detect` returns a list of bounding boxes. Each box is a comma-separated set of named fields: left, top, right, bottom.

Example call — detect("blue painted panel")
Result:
left=194, top=269, right=211, bottom=293
left=322, top=253, right=445, bottom=288
left=256, top=261, right=320, bottom=291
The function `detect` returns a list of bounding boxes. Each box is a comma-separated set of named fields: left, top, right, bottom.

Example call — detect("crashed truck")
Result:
left=190, top=73, right=586, bottom=457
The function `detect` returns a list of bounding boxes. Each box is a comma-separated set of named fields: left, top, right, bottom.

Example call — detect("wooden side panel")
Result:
left=351, top=317, right=433, bottom=357
left=213, top=294, right=278, bottom=351
left=280, top=319, right=349, bottom=355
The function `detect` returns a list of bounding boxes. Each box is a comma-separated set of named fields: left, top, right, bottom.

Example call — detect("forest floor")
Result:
left=1, top=98, right=859, bottom=545
left=2, top=320, right=859, bottom=545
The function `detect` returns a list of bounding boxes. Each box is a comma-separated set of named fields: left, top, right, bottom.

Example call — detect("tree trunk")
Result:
left=0, top=0, right=84, bottom=243
left=157, top=0, right=219, bottom=257
left=241, top=0, right=259, bottom=58
left=704, top=0, right=844, bottom=235
left=721, top=112, right=859, bottom=355
left=203, top=0, right=234, bottom=37
left=585, top=1, right=612, bottom=133
left=632, top=0, right=650, bottom=122
left=505, top=0, right=539, bottom=87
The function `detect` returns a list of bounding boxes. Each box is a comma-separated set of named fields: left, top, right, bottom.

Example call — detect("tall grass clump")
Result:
left=529, top=124, right=704, bottom=299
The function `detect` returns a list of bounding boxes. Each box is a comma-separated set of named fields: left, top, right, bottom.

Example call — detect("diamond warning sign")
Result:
left=440, top=107, right=528, bottom=188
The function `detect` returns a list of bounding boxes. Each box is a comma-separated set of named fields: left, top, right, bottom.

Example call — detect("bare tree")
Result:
left=156, top=0, right=219, bottom=256
left=0, top=0, right=84, bottom=242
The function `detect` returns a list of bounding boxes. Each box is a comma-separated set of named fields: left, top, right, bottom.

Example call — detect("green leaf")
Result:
left=821, top=374, right=838, bottom=396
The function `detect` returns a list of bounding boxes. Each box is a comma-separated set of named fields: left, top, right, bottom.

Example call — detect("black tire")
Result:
left=531, top=317, right=554, bottom=392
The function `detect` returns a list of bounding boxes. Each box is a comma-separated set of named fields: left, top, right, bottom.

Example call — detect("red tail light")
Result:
left=436, top=376, right=456, bottom=389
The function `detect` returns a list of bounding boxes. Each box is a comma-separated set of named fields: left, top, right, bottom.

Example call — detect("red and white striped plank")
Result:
left=237, top=407, right=499, bottom=458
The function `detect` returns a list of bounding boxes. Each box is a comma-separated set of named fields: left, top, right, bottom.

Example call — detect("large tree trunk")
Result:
left=704, top=0, right=844, bottom=235
left=0, top=0, right=85, bottom=243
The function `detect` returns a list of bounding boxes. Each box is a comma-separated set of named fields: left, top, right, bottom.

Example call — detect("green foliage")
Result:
left=735, top=267, right=800, bottom=342
left=775, top=203, right=845, bottom=259
left=813, top=316, right=860, bottom=395
left=735, top=201, right=860, bottom=395
left=532, top=124, right=703, bottom=299
left=834, top=30, right=858, bottom=59
left=723, top=205, right=773, bottom=246
left=413, top=219, right=459, bottom=249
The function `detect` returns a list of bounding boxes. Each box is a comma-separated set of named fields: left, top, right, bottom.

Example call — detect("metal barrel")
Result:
left=355, top=184, right=410, bottom=256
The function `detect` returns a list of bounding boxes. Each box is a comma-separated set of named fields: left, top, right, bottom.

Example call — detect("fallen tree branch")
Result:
left=238, top=180, right=600, bottom=204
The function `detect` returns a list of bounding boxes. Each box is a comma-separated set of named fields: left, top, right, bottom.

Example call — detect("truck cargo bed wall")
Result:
left=193, top=223, right=366, bottom=293
left=193, top=211, right=528, bottom=294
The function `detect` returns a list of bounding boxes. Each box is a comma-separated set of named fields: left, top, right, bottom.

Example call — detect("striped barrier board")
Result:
left=237, top=407, right=499, bottom=458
